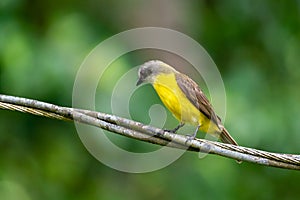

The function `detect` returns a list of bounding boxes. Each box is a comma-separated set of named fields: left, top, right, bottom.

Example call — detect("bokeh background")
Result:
left=1, top=0, right=300, bottom=199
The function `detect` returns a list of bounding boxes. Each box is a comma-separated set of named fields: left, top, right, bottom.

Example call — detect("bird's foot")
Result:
left=163, top=123, right=185, bottom=133
left=185, top=126, right=199, bottom=144
left=185, top=134, right=196, bottom=145
left=163, top=128, right=177, bottom=133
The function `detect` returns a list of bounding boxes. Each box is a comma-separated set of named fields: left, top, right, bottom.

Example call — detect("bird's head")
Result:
left=136, top=60, right=176, bottom=86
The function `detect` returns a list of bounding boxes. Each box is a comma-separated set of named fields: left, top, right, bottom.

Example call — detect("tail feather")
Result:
left=219, top=127, right=241, bottom=163
left=220, top=128, right=238, bottom=146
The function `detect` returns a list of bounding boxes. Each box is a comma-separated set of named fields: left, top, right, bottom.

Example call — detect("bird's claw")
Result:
left=163, top=128, right=177, bottom=133
left=185, top=134, right=195, bottom=145
left=163, top=123, right=185, bottom=133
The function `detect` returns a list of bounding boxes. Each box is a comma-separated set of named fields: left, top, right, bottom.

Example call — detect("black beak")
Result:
left=136, top=78, right=143, bottom=86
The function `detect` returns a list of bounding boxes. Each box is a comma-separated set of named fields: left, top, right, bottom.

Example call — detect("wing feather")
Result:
left=175, top=73, right=220, bottom=126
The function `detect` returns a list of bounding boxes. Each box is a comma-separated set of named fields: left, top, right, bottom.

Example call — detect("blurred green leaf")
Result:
left=1, top=0, right=300, bottom=199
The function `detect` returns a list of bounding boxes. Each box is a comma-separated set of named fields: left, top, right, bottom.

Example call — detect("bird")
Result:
left=136, top=60, right=238, bottom=146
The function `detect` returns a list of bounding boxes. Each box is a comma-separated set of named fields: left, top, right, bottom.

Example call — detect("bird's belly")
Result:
left=153, top=83, right=200, bottom=125
left=153, top=73, right=220, bottom=134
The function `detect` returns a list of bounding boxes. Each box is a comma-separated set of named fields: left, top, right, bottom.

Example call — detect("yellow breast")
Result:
left=152, top=73, right=219, bottom=133
left=153, top=73, right=200, bottom=124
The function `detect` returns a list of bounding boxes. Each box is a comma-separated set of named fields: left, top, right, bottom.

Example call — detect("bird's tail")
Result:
left=220, top=127, right=238, bottom=146
left=219, top=127, right=241, bottom=163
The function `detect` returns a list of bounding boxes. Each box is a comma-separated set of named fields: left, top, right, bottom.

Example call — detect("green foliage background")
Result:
left=1, top=0, right=300, bottom=199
